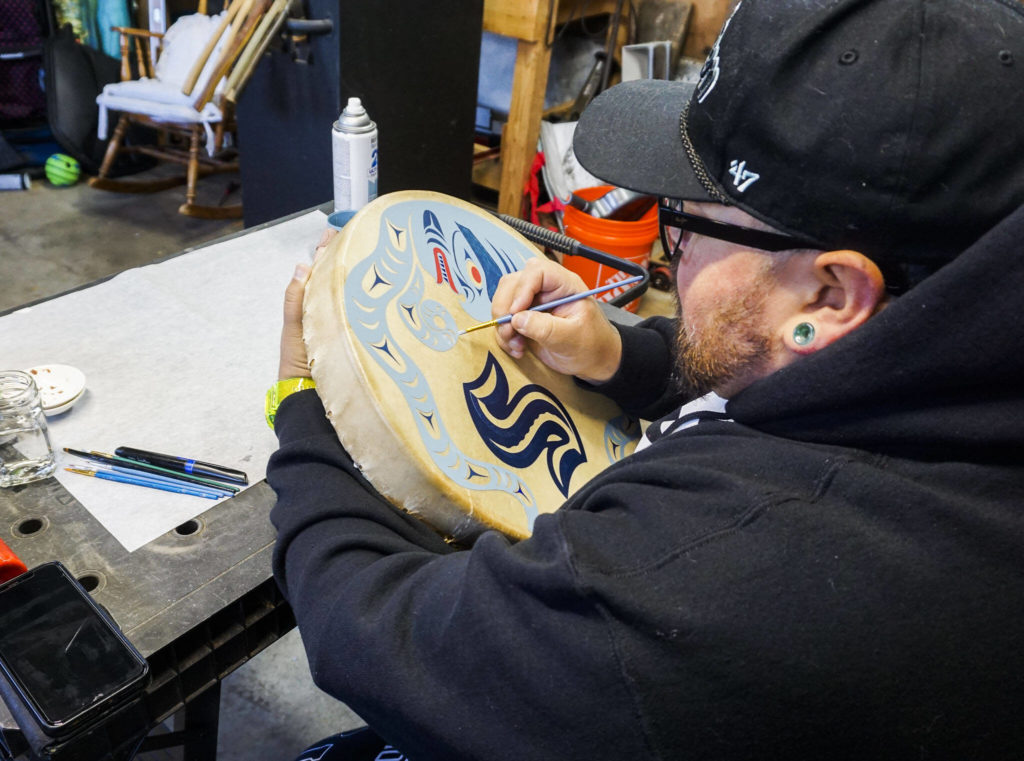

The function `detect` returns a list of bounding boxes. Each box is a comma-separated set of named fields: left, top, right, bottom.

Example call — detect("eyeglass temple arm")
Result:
left=497, top=215, right=650, bottom=309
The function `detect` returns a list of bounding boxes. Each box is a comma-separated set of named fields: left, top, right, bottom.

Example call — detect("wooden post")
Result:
left=483, top=0, right=629, bottom=218
left=94, top=114, right=129, bottom=179
left=119, top=33, right=131, bottom=80
left=184, top=125, right=201, bottom=207
left=682, top=0, right=732, bottom=59
left=498, top=37, right=552, bottom=217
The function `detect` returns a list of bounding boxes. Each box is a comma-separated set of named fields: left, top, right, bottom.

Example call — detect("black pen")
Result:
left=114, top=447, right=249, bottom=485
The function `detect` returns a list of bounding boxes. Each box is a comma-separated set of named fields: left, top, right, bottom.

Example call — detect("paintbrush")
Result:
left=63, top=448, right=240, bottom=493
left=65, top=468, right=225, bottom=499
left=458, top=275, right=644, bottom=336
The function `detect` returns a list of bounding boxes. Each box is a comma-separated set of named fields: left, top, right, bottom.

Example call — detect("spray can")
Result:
left=332, top=97, right=378, bottom=212
left=0, top=173, right=31, bottom=191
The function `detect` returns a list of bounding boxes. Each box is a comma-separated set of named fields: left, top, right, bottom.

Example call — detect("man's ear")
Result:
left=781, top=250, right=886, bottom=354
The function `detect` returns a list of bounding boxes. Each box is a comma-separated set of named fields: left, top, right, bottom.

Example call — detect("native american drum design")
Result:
left=303, top=191, right=639, bottom=541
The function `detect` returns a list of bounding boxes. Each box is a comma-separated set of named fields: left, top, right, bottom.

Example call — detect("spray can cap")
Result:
left=336, top=97, right=375, bottom=133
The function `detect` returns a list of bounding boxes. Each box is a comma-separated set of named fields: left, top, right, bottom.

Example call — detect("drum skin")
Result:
left=303, top=191, right=639, bottom=541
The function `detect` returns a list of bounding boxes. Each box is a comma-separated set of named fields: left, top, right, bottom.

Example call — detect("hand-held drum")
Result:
left=303, top=191, right=639, bottom=541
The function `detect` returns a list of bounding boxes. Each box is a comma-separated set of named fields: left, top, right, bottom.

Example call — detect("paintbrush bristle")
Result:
left=459, top=320, right=498, bottom=336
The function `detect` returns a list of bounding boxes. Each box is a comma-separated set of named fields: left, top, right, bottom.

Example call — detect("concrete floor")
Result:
left=0, top=168, right=242, bottom=312
left=0, top=173, right=364, bottom=760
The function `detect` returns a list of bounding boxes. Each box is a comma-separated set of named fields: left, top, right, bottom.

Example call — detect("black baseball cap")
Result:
left=573, top=0, right=1024, bottom=266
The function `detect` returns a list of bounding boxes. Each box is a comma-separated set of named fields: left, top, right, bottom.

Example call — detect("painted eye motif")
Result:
left=460, top=248, right=484, bottom=288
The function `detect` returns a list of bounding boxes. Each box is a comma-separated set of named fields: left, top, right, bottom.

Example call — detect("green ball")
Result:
left=45, top=153, right=81, bottom=186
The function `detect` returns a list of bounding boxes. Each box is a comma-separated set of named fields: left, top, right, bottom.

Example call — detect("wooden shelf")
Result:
left=482, top=0, right=627, bottom=217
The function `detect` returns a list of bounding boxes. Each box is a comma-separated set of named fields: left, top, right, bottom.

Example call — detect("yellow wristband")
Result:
left=266, top=377, right=316, bottom=428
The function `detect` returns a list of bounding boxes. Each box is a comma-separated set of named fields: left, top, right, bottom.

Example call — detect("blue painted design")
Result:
left=371, top=337, right=398, bottom=363
left=369, top=266, right=391, bottom=291
left=394, top=247, right=458, bottom=351
left=455, top=223, right=504, bottom=300
left=344, top=200, right=542, bottom=526
left=418, top=209, right=525, bottom=323
left=604, top=415, right=640, bottom=463
left=463, top=352, right=587, bottom=498
left=388, top=220, right=405, bottom=246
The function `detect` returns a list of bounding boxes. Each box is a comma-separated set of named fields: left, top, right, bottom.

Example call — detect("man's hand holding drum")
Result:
left=278, top=263, right=312, bottom=381
left=278, top=230, right=338, bottom=382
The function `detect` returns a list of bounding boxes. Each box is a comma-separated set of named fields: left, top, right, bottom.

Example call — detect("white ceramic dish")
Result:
left=42, top=387, right=85, bottom=416
left=24, top=364, right=87, bottom=416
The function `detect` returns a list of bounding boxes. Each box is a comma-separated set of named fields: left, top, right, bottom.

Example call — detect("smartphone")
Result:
left=0, top=561, right=149, bottom=738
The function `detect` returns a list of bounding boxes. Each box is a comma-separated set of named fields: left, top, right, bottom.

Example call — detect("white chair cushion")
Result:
left=154, top=11, right=229, bottom=96
left=100, top=78, right=196, bottom=108
left=96, top=83, right=224, bottom=155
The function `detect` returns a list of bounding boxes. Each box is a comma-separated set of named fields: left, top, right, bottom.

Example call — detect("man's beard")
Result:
left=673, top=262, right=778, bottom=398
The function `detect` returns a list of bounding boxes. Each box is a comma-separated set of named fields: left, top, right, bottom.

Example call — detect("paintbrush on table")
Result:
left=64, top=467, right=226, bottom=499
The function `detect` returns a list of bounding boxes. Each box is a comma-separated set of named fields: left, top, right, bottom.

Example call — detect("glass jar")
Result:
left=0, top=371, right=57, bottom=487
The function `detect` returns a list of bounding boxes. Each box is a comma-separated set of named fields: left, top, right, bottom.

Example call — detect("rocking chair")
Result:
left=89, top=0, right=289, bottom=218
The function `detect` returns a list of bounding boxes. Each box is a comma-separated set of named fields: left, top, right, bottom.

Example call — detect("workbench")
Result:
left=0, top=207, right=320, bottom=761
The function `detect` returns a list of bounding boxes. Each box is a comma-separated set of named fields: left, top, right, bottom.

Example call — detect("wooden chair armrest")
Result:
left=112, top=26, right=164, bottom=38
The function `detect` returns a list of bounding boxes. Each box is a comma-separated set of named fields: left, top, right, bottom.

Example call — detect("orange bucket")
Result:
left=562, top=185, right=658, bottom=313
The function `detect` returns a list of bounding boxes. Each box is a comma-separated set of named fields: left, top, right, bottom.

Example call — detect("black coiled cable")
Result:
left=497, top=214, right=649, bottom=309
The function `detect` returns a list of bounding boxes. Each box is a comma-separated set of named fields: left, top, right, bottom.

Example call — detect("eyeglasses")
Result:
left=658, top=198, right=823, bottom=265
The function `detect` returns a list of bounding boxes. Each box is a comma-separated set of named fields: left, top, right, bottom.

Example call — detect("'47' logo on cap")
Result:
left=728, top=159, right=760, bottom=192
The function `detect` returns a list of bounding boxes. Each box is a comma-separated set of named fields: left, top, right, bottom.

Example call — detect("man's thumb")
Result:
left=284, top=264, right=310, bottom=312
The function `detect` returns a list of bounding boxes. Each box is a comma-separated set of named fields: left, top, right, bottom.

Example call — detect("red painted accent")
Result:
left=433, top=248, right=445, bottom=283
left=433, top=248, right=459, bottom=292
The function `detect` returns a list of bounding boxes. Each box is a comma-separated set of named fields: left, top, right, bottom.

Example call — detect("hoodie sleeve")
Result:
left=267, top=390, right=644, bottom=761
left=577, top=315, right=690, bottom=420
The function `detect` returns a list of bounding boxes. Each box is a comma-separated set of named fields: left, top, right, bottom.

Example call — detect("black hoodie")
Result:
left=269, top=205, right=1024, bottom=760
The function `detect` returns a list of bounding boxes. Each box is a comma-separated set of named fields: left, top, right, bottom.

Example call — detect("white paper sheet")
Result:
left=1, top=210, right=327, bottom=551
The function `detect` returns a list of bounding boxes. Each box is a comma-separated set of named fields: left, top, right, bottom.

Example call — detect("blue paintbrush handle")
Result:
left=460, top=274, right=646, bottom=335
left=91, top=469, right=223, bottom=499
left=107, top=465, right=232, bottom=497
left=516, top=274, right=645, bottom=321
